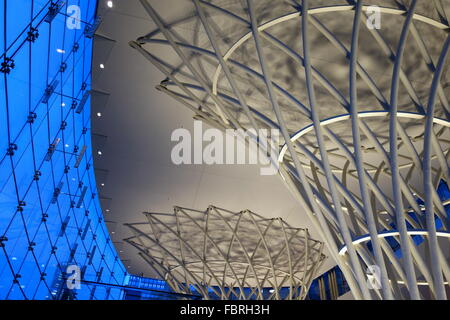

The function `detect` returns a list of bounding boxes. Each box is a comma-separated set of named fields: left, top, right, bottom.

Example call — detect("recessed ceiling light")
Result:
left=99, top=63, right=105, bottom=69
left=97, top=150, right=102, bottom=155
left=101, top=183, right=105, bottom=186
left=97, top=112, right=102, bottom=117
left=106, top=209, right=110, bottom=212
left=65, top=144, right=69, bottom=148
left=107, top=1, right=113, bottom=8
left=61, top=102, right=66, bottom=107
left=56, top=48, right=65, bottom=54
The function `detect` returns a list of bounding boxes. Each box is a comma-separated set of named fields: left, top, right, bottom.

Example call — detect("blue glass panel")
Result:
left=0, top=0, right=127, bottom=300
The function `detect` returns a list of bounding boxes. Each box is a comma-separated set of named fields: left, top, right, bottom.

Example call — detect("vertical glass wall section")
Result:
left=123, top=275, right=202, bottom=300
left=0, top=0, right=127, bottom=300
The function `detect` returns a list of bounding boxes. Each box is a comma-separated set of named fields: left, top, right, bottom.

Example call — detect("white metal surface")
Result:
left=125, top=205, right=325, bottom=300
left=131, top=0, right=450, bottom=299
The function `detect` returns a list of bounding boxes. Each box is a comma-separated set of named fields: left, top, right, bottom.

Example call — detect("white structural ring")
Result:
left=339, top=230, right=450, bottom=255
left=278, top=111, right=450, bottom=163
left=211, top=5, right=450, bottom=96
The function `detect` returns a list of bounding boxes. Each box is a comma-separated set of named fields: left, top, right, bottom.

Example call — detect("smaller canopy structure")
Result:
left=124, top=205, right=326, bottom=300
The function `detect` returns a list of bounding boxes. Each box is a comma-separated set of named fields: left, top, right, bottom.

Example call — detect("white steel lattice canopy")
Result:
left=124, top=206, right=326, bottom=300
left=131, top=0, right=450, bottom=300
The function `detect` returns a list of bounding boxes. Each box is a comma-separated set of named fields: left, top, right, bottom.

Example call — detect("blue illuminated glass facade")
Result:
left=0, top=0, right=127, bottom=300
left=123, top=275, right=202, bottom=300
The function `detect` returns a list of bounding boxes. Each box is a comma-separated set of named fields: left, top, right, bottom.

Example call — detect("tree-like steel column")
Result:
left=131, top=0, right=450, bottom=299
left=124, top=206, right=326, bottom=300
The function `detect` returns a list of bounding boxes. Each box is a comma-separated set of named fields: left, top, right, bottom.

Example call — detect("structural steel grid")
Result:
left=124, top=206, right=326, bottom=300
left=130, top=0, right=450, bottom=299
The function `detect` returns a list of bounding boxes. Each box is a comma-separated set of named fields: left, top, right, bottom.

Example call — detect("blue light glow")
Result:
left=0, top=0, right=127, bottom=300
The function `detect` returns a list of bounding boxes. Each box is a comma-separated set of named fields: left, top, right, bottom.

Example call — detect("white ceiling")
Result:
left=92, top=0, right=334, bottom=277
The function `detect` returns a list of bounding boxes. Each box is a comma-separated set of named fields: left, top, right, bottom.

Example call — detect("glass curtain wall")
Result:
left=0, top=0, right=127, bottom=300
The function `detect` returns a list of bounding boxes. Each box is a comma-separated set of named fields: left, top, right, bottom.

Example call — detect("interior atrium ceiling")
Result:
left=127, top=0, right=450, bottom=300
left=2, top=0, right=450, bottom=301
left=92, top=0, right=332, bottom=277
